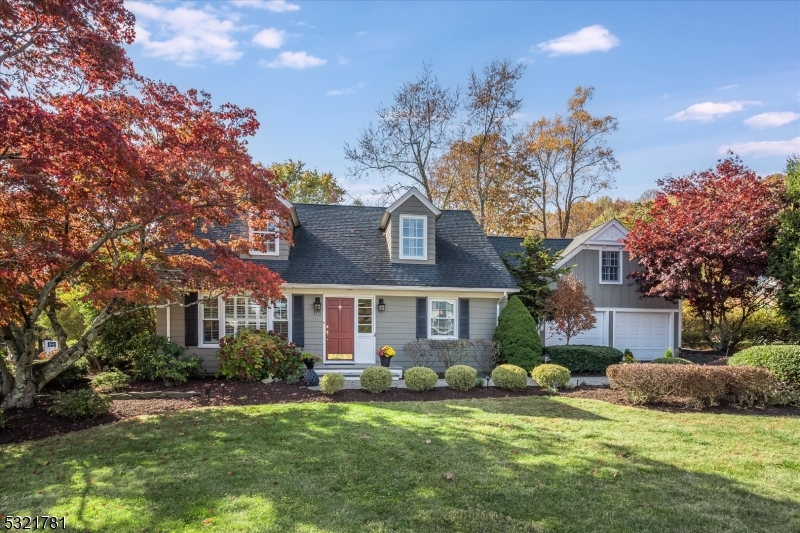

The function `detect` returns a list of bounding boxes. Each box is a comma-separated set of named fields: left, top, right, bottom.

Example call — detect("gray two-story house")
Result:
left=156, top=188, right=519, bottom=376
left=490, top=219, right=681, bottom=361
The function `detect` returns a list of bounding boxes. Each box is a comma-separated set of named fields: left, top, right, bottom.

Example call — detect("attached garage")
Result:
left=613, top=312, right=671, bottom=361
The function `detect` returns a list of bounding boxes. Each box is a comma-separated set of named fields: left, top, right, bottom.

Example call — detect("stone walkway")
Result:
left=309, top=375, right=608, bottom=391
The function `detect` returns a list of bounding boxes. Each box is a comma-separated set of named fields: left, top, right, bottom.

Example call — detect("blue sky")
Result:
left=125, top=0, right=800, bottom=203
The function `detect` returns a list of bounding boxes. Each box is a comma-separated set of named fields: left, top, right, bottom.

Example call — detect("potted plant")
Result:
left=376, top=345, right=396, bottom=367
left=302, top=352, right=322, bottom=369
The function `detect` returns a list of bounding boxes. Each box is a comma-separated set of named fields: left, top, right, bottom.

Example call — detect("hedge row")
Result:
left=544, top=345, right=623, bottom=374
left=607, top=363, right=781, bottom=408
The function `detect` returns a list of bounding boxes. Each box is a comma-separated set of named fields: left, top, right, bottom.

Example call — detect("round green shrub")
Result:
left=493, top=296, right=542, bottom=371
left=48, top=389, right=111, bottom=419
left=729, top=345, right=800, bottom=384
left=319, top=373, right=345, bottom=395
left=404, top=367, right=438, bottom=392
left=217, top=327, right=304, bottom=382
left=445, top=365, right=477, bottom=391
left=91, top=368, right=131, bottom=393
left=544, top=345, right=623, bottom=374
left=651, top=357, right=693, bottom=365
left=491, top=364, right=529, bottom=391
left=360, top=366, right=393, bottom=393
left=531, top=364, right=571, bottom=391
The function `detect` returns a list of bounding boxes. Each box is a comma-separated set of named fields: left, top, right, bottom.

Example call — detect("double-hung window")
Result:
left=200, top=296, right=289, bottom=346
left=399, top=215, right=427, bottom=259
left=600, top=250, right=622, bottom=283
left=250, top=222, right=279, bottom=256
left=429, top=299, right=456, bottom=339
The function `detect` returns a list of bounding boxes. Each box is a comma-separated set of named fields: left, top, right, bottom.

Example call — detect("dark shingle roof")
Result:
left=178, top=204, right=518, bottom=289
left=488, top=236, right=573, bottom=261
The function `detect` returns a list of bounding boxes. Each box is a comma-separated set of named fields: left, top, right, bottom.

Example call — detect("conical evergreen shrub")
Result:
left=493, top=295, right=542, bottom=371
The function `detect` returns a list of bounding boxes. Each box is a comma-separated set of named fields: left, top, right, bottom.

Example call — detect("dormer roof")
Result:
left=554, top=218, right=628, bottom=268
left=379, top=187, right=441, bottom=230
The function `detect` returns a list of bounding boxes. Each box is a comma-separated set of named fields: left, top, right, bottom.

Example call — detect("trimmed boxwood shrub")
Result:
left=531, top=364, right=571, bottom=391
left=544, top=345, right=623, bottom=374
left=445, top=365, right=477, bottom=391
left=48, top=389, right=112, bottom=419
left=360, top=366, right=393, bottom=393
left=728, top=345, right=800, bottom=384
left=651, top=357, right=693, bottom=365
left=91, top=368, right=131, bottom=393
left=491, top=364, right=528, bottom=391
left=493, top=296, right=542, bottom=371
left=319, top=373, right=345, bottom=395
left=404, top=367, right=438, bottom=392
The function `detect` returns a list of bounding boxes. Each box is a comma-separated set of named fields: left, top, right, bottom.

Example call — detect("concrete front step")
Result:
left=313, top=365, right=403, bottom=381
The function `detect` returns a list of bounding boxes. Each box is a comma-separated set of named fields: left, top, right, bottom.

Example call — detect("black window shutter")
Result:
left=292, top=295, right=305, bottom=348
left=184, top=292, right=198, bottom=347
left=416, top=297, right=428, bottom=339
left=459, top=299, right=470, bottom=339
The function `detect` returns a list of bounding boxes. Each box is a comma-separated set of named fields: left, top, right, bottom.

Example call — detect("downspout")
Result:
left=496, top=292, right=508, bottom=326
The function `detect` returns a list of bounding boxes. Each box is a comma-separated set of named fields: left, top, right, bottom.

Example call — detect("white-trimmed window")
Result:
left=250, top=222, right=279, bottom=256
left=399, top=215, right=427, bottom=259
left=429, top=299, right=456, bottom=339
left=600, top=250, right=622, bottom=283
left=199, top=295, right=289, bottom=346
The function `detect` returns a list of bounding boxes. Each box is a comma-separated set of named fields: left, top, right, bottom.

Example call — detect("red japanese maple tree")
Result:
left=1, top=1, right=286, bottom=408
left=543, top=274, right=596, bottom=345
left=625, top=155, right=784, bottom=352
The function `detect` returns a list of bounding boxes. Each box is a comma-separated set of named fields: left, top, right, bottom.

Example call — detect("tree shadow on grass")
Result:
left=1, top=399, right=798, bottom=532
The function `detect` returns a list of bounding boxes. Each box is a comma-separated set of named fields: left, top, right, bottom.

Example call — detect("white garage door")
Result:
left=614, top=312, right=670, bottom=361
left=545, top=312, right=605, bottom=346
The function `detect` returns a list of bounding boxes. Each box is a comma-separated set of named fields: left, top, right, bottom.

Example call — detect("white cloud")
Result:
left=326, top=83, right=364, bottom=96
left=128, top=2, right=242, bottom=64
left=718, top=84, right=738, bottom=90
left=252, top=28, right=286, bottom=49
left=230, top=0, right=300, bottom=12
left=744, top=111, right=800, bottom=129
left=666, top=101, right=761, bottom=122
left=261, top=51, right=326, bottom=69
left=337, top=56, right=350, bottom=65
left=720, top=137, right=800, bottom=157
left=517, top=57, right=535, bottom=65
left=356, top=30, right=367, bottom=36
left=537, top=25, right=619, bottom=56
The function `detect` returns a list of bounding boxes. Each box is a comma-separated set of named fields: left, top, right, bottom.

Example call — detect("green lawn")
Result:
left=1, top=397, right=799, bottom=533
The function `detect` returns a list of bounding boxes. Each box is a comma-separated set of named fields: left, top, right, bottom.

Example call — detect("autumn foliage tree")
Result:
left=625, top=155, right=785, bottom=352
left=544, top=274, right=596, bottom=344
left=1, top=0, right=286, bottom=408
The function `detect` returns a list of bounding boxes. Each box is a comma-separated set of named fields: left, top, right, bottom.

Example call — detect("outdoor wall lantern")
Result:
left=313, top=297, right=322, bottom=314
left=378, top=298, right=386, bottom=312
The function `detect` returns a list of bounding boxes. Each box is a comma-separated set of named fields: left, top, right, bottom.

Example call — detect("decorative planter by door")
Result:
left=304, top=361, right=315, bottom=370
left=379, top=356, right=391, bottom=367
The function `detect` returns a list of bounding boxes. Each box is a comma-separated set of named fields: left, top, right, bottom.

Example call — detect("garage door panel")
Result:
left=614, top=312, right=669, bottom=361
left=545, top=312, right=605, bottom=346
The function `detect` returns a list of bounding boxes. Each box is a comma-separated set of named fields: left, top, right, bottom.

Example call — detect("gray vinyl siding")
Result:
left=156, top=308, right=167, bottom=337
left=607, top=311, right=614, bottom=347
left=375, top=296, right=500, bottom=372
left=388, top=195, right=436, bottom=264
left=303, top=294, right=324, bottom=355
left=155, top=304, right=219, bottom=374
left=674, top=312, right=681, bottom=350
left=567, top=249, right=678, bottom=310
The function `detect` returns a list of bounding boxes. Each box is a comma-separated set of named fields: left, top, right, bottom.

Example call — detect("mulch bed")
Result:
left=2, top=377, right=798, bottom=445
left=680, top=349, right=730, bottom=365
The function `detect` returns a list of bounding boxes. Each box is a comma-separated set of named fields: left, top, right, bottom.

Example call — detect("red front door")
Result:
left=326, top=298, right=354, bottom=361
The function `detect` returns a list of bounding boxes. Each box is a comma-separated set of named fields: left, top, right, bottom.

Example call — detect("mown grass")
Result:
left=1, top=396, right=799, bottom=532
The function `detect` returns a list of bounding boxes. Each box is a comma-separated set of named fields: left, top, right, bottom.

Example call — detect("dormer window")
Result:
left=250, top=223, right=279, bottom=256
left=399, top=215, right=427, bottom=260
left=600, top=250, right=622, bottom=283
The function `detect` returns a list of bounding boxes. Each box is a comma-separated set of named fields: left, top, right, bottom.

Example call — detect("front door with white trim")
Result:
left=326, top=298, right=354, bottom=361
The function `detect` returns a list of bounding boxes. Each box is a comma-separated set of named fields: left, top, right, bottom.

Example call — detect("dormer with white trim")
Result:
left=554, top=218, right=629, bottom=284
left=244, top=197, right=300, bottom=261
left=378, top=188, right=441, bottom=264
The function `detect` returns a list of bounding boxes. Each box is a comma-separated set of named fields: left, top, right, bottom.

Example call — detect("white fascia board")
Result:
left=385, top=188, right=442, bottom=217
left=554, top=219, right=629, bottom=269
left=281, top=283, right=519, bottom=294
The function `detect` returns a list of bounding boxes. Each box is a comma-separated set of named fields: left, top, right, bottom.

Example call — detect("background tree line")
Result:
left=344, top=60, right=620, bottom=237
